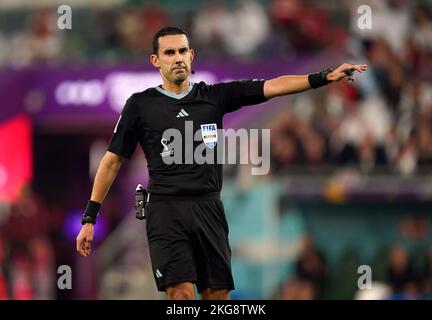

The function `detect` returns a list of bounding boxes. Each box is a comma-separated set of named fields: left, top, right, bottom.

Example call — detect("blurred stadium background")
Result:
left=1, top=0, right=432, bottom=300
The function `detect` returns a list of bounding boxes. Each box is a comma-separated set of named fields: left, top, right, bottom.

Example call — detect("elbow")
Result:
left=263, top=81, right=277, bottom=100
left=102, top=152, right=124, bottom=172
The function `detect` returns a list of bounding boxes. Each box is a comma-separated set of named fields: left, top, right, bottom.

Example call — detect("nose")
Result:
left=174, top=52, right=184, bottom=64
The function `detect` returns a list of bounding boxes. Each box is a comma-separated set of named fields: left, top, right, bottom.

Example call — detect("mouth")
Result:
left=172, top=67, right=186, bottom=71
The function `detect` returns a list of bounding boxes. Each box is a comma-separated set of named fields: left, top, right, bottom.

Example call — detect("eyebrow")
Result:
left=163, top=47, right=189, bottom=54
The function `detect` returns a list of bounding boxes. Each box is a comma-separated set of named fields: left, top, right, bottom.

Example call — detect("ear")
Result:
left=150, top=54, right=160, bottom=69
left=190, top=48, right=195, bottom=63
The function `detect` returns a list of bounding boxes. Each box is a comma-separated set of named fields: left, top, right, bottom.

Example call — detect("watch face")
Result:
left=82, top=216, right=95, bottom=224
left=321, top=69, right=332, bottom=83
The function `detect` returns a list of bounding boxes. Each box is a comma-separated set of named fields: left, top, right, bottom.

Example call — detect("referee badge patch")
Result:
left=200, top=123, right=218, bottom=149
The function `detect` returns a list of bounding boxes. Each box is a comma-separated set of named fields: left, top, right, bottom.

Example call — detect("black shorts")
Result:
left=145, top=193, right=234, bottom=293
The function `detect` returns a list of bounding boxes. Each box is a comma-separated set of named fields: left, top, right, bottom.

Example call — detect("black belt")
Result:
left=147, top=191, right=220, bottom=202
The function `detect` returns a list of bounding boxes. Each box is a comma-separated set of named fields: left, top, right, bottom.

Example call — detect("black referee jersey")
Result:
left=108, top=80, right=267, bottom=195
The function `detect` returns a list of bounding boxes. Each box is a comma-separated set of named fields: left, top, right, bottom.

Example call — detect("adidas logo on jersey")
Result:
left=155, top=269, right=163, bottom=278
left=176, top=108, right=189, bottom=118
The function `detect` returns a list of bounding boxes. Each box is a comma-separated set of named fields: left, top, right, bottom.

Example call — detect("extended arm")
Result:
left=263, top=63, right=367, bottom=99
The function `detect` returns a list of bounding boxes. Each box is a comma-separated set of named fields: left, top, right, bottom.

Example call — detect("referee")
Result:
left=76, top=26, right=367, bottom=300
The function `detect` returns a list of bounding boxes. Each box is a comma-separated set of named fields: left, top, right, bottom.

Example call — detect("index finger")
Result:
left=351, top=64, right=367, bottom=72
left=77, top=245, right=87, bottom=257
left=84, top=239, right=92, bottom=251
left=76, top=237, right=83, bottom=252
left=77, top=238, right=89, bottom=256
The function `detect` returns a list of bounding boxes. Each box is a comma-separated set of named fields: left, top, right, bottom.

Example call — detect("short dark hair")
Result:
left=152, top=26, right=190, bottom=55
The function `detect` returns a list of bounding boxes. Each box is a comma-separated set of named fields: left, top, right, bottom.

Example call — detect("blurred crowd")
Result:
left=278, top=234, right=432, bottom=300
left=0, top=183, right=125, bottom=299
left=0, top=1, right=429, bottom=65
left=268, top=0, right=432, bottom=176
left=0, top=0, right=273, bottom=66
left=0, top=187, right=56, bottom=299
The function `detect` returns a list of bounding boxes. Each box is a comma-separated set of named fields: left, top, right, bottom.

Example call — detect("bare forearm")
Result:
left=263, top=75, right=311, bottom=99
left=90, top=152, right=123, bottom=203
left=263, top=64, right=368, bottom=100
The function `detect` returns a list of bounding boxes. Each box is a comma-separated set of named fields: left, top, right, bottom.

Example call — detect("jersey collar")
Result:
left=155, top=82, right=194, bottom=100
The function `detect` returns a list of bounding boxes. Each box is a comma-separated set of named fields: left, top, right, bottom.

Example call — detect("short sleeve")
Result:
left=211, top=80, right=267, bottom=113
left=107, top=95, right=140, bottom=159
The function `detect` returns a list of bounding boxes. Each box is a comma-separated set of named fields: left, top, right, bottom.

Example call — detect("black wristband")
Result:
left=308, top=69, right=333, bottom=89
left=82, top=200, right=101, bottom=225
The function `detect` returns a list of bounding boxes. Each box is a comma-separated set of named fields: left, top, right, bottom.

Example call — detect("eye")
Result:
left=164, top=50, right=175, bottom=55
left=179, top=48, right=188, bottom=54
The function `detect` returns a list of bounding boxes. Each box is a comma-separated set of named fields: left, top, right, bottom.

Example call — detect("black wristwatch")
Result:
left=308, top=68, right=333, bottom=88
left=321, top=68, right=333, bottom=83
left=81, top=200, right=101, bottom=225
left=81, top=215, right=97, bottom=225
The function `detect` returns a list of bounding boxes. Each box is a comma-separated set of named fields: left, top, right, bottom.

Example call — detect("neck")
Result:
left=161, top=79, right=190, bottom=95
